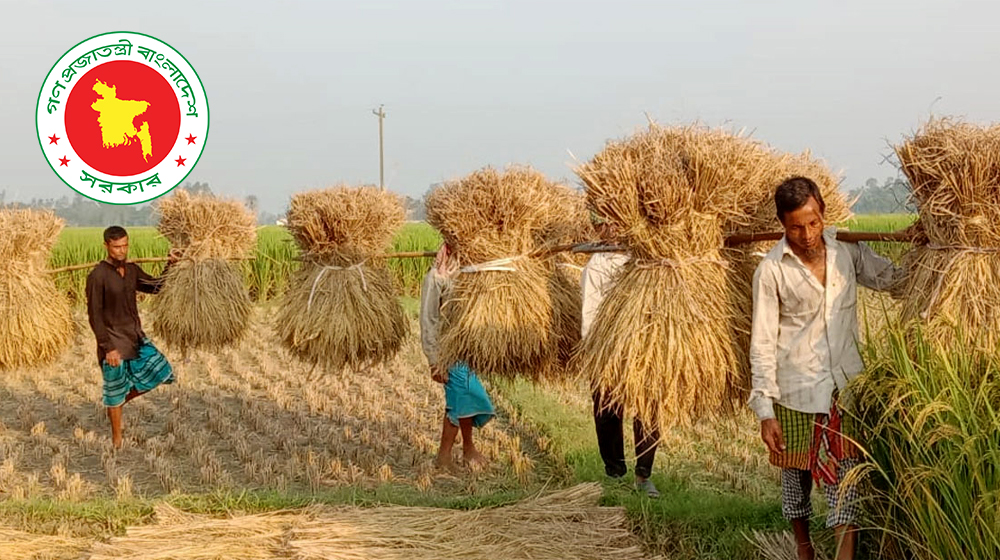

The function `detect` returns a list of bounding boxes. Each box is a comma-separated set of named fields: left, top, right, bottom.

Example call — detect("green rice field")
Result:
left=843, top=213, right=916, bottom=263
left=50, top=215, right=911, bottom=306
left=51, top=222, right=442, bottom=305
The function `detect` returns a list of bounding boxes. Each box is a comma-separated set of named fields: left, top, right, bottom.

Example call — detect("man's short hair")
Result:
left=103, top=226, right=128, bottom=243
left=775, top=177, right=826, bottom=222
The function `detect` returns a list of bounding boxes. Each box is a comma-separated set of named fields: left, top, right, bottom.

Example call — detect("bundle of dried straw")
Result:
left=0, top=209, right=73, bottom=369
left=545, top=183, right=592, bottom=372
left=151, top=190, right=256, bottom=351
left=276, top=186, right=408, bottom=370
left=575, top=124, right=848, bottom=431
left=426, top=166, right=576, bottom=380
left=896, top=118, right=1000, bottom=352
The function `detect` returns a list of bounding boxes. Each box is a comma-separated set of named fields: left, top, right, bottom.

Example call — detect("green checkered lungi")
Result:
left=770, top=403, right=860, bottom=471
left=101, top=338, right=173, bottom=407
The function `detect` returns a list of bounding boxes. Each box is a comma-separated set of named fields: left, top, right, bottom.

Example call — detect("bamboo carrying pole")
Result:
left=47, top=256, right=255, bottom=275
left=46, top=229, right=915, bottom=274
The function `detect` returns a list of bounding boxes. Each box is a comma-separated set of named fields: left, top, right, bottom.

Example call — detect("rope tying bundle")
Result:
left=307, top=261, right=369, bottom=311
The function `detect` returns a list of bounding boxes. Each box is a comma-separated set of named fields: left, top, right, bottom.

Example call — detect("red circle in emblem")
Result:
left=64, top=60, right=181, bottom=177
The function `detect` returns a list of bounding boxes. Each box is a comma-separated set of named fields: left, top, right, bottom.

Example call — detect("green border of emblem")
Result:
left=35, top=30, right=210, bottom=206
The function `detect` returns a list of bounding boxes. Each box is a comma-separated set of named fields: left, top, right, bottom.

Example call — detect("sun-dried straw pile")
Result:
left=896, top=118, right=1000, bottom=352
left=575, top=124, right=848, bottom=430
left=151, top=190, right=256, bottom=351
left=0, top=526, right=89, bottom=560
left=276, top=186, right=408, bottom=370
left=89, top=483, right=656, bottom=560
left=89, top=504, right=296, bottom=560
left=426, top=166, right=570, bottom=380
left=0, top=209, right=73, bottom=369
left=288, top=483, right=649, bottom=560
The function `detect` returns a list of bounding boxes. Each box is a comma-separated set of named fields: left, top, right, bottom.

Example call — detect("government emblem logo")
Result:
left=36, top=31, right=209, bottom=205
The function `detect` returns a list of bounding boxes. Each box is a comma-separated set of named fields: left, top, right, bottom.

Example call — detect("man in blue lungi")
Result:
left=420, top=243, right=496, bottom=469
left=86, top=226, right=177, bottom=448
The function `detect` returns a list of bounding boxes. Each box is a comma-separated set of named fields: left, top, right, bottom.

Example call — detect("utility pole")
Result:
left=372, top=104, right=385, bottom=190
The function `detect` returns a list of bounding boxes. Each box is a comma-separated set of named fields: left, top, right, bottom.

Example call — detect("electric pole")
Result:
left=372, top=104, right=385, bottom=190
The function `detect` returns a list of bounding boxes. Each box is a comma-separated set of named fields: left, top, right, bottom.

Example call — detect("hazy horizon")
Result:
left=2, top=1, right=997, bottom=214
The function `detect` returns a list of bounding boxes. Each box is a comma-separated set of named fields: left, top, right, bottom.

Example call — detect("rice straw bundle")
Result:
left=276, top=186, right=408, bottom=370
left=549, top=266, right=584, bottom=372
left=0, top=209, right=73, bottom=369
left=546, top=184, right=592, bottom=372
left=426, top=166, right=564, bottom=380
left=151, top=190, right=256, bottom=351
left=896, top=118, right=1000, bottom=352
left=575, top=124, right=848, bottom=430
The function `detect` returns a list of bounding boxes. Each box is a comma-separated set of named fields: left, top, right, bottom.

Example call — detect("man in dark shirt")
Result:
left=86, top=226, right=177, bottom=448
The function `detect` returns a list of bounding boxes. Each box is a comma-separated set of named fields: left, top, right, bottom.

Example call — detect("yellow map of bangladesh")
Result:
left=90, top=79, right=153, bottom=161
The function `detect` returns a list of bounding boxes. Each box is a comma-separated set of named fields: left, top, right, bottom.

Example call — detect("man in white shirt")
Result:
left=749, top=177, right=906, bottom=560
left=581, top=218, right=660, bottom=498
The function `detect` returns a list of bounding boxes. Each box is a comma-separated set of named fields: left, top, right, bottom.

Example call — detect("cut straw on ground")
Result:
left=86, top=483, right=657, bottom=560
left=0, top=526, right=90, bottom=560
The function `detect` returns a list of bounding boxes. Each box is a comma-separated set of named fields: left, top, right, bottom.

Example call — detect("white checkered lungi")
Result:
left=780, top=457, right=861, bottom=528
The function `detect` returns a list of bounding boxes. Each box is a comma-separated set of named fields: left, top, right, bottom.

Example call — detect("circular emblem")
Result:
left=36, top=31, right=208, bottom=205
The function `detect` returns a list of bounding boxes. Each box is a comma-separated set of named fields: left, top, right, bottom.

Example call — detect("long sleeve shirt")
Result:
left=748, top=228, right=907, bottom=421
left=419, top=269, right=450, bottom=367
left=85, top=260, right=167, bottom=365
left=580, top=252, right=629, bottom=338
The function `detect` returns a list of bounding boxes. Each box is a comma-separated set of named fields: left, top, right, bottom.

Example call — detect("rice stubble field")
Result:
left=0, top=215, right=929, bottom=560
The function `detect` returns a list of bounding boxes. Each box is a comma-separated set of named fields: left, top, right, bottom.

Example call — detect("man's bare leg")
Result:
left=459, top=418, right=486, bottom=466
left=435, top=416, right=459, bottom=469
left=833, top=524, right=857, bottom=560
left=107, top=390, right=143, bottom=448
left=107, top=405, right=124, bottom=449
left=791, top=518, right=816, bottom=560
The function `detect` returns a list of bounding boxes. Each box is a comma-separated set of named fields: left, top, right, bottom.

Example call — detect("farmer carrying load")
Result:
left=420, top=243, right=495, bottom=469
left=749, top=177, right=907, bottom=560
left=581, top=214, right=661, bottom=498
left=86, top=226, right=178, bottom=449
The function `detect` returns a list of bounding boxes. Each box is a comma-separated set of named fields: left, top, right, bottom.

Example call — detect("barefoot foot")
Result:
left=463, top=449, right=487, bottom=468
left=435, top=451, right=454, bottom=470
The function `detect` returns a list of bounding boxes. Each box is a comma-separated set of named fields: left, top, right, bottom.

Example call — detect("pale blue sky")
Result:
left=1, top=0, right=997, bottom=213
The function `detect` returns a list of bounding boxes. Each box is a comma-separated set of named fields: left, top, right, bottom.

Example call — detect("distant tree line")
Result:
left=0, top=182, right=274, bottom=227
left=846, top=176, right=916, bottom=214
left=0, top=181, right=431, bottom=226
left=3, top=177, right=905, bottom=224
